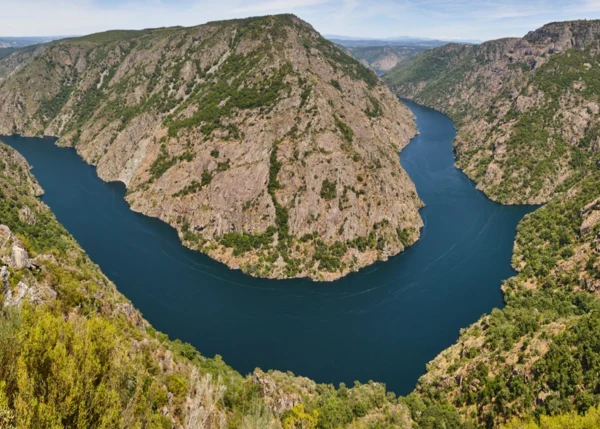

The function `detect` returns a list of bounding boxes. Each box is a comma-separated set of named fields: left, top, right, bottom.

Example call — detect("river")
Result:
left=2, top=100, right=534, bottom=395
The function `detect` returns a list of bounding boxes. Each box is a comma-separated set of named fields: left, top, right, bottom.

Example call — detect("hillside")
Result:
left=0, top=15, right=423, bottom=281
left=3, top=112, right=600, bottom=429
left=385, top=20, right=600, bottom=205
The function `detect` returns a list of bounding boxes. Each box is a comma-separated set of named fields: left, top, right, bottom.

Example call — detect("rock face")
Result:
left=0, top=14, right=423, bottom=281
left=385, top=20, right=600, bottom=205
left=10, top=243, right=29, bottom=269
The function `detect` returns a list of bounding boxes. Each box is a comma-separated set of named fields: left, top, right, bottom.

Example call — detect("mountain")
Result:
left=385, top=20, right=600, bottom=205
left=0, top=15, right=423, bottom=281
left=383, top=20, right=600, bottom=426
left=4, top=15, right=600, bottom=429
left=326, top=35, right=477, bottom=48
left=327, top=36, right=474, bottom=75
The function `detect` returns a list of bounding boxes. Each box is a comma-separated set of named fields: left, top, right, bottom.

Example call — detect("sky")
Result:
left=3, top=0, right=600, bottom=41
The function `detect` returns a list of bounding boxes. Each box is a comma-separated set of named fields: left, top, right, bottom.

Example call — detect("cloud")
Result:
left=582, top=0, right=600, bottom=11
left=2, top=0, right=600, bottom=41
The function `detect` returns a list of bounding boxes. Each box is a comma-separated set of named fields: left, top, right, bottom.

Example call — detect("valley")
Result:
left=1, top=12, right=600, bottom=429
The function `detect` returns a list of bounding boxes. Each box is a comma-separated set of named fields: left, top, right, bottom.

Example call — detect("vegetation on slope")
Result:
left=384, top=19, right=600, bottom=427
left=415, top=170, right=600, bottom=427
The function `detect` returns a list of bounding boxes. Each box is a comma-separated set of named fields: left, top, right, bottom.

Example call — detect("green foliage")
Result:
left=514, top=172, right=600, bottom=278
left=149, top=145, right=176, bottom=180
left=165, top=52, right=291, bottom=137
left=365, top=96, right=382, bottom=118
left=173, top=171, right=213, bottom=197
left=219, top=227, right=276, bottom=256
left=0, top=197, right=69, bottom=256
left=330, top=79, right=342, bottom=91
left=503, top=404, right=600, bottom=428
left=396, top=228, right=412, bottom=247
left=320, top=179, right=337, bottom=200
left=0, top=306, right=175, bottom=428
left=313, top=240, right=347, bottom=272
left=335, top=117, right=354, bottom=143
left=37, top=84, right=73, bottom=124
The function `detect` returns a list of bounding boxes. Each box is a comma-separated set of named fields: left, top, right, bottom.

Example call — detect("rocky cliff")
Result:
left=385, top=20, right=600, bottom=205
left=0, top=14, right=423, bottom=281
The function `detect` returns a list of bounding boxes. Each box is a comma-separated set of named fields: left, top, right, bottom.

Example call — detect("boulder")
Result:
left=11, top=244, right=29, bottom=269
left=0, top=225, right=11, bottom=247
left=18, top=205, right=36, bottom=226
left=4, top=281, right=33, bottom=307
left=3, top=281, right=56, bottom=307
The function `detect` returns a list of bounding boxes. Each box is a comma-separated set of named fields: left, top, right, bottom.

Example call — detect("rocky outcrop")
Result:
left=0, top=224, right=56, bottom=307
left=385, top=20, right=600, bottom=205
left=581, top=197, right=600, bottom=236
left=10, top=243, right=29, bottom=269
left=252, top=369, right=317, bottom=415
left=0, top=15, right=423, bottom=281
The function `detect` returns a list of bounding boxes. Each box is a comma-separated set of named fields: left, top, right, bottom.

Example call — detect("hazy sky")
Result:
left=3, top=0, right=600, bottom=41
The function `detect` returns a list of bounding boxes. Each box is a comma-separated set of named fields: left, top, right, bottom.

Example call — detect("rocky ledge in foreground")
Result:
left=0, top=14, right=423, bottom=281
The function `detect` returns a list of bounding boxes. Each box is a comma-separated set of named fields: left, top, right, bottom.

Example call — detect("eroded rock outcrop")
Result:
left=0, top=15, right=423, bottom=281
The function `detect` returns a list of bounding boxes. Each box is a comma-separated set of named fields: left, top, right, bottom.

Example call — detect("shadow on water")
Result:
left=2, top=100, right=535, bottom=395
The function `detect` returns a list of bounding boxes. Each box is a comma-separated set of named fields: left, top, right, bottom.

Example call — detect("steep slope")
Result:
left=0, top=140, right=477, bottom=429
left=0, top=141, right=232, bottom=427
left=385, top=20, right=600, bottom=205
left=0, top=15, right=422, bottom=281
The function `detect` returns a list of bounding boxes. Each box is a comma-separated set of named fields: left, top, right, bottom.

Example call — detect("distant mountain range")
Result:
left=325, top=35, right=479, bottom=74
left=0, top=36, right=65, bottom=48
left=325, top=34, right=481, bottom=47
left=0, top=36, right=67, bottom=60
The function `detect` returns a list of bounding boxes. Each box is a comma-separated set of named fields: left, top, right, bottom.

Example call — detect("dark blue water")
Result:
left=2, top=101, right=534, bottom=395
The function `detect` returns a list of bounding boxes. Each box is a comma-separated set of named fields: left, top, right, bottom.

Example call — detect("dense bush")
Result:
left=320, top=179, right=337, bottom=200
